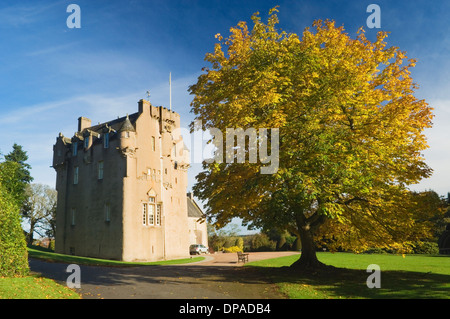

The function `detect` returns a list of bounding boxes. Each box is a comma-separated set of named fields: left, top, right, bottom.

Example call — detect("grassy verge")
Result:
left=0, top=274, right=80, bottom=299
left=246, top=252, right=450, bottom=299
left=28, top=246, right=205, bottom=266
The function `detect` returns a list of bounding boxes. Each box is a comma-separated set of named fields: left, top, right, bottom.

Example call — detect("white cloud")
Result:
left=0, top=92, right=140, bottom=187
left=409, top=98, right=450, bottom=196
left=25, top=43, right=79, bottom=57
left=0, top=1, right=64, bottom=27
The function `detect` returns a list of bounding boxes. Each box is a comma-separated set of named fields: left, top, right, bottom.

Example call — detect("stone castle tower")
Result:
left=52, top=99, right=193, bottom=261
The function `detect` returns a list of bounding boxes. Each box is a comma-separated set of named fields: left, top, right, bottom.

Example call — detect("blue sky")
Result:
left=1, top=0, right=449, bottom=232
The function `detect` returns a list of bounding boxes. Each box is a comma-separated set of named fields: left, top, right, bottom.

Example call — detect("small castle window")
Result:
left=105, top=203, right=111, bottom=222
left=84, top=137, right=89, bottom=148
left=142, top=203, right=147, bottom=226
left=104, top=133, right=109, bottom=148
left=73, top=166, right=79, bottom=185
left=73, top=142, right=78, bottom=156
left=98, top=161, right=104, bottom=180
left=156, top=204, right=161, bottom=226
left=71, top=208, right=76, bottom=226
left=151, top=136, right=156, bottom=151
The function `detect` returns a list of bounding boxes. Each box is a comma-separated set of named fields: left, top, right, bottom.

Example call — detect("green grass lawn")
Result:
left=0, top=274, right=80, bottom=299
left=246, top=252, right=450, bottom=299
left=28, top=246, right=205, bottom=266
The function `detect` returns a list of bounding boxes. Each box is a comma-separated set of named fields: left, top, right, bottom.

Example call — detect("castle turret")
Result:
left=119, top=114, right=136, bottom=150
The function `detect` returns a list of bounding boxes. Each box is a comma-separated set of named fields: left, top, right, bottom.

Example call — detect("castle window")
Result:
left=148, top=203, right=154, bottom=226
left=71, top=208, right=76, bottom=226
left=151, top=136, right=156, bottom=151
left=73, top=166, right=79, bottom=185
left=73, top=142, right=78, bottom=156
left=84, top=137, right=89, bottom=148
left=156, top=204, right=161, bottom=226
left=148, top=196, right=156, bottom=226
left=98, top=161, right=104, bottom=180
left=104, top=133, right=109, bottom=148
left=142, top=203, right=147, bottom=225
left=105, top=203, right=110, bottom=222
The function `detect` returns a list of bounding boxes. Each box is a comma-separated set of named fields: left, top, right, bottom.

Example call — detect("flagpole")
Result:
left=169, top=72, right=172, bottom=112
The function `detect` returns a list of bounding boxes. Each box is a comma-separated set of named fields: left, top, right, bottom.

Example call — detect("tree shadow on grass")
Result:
left=252, top=266, right=450, bottom=299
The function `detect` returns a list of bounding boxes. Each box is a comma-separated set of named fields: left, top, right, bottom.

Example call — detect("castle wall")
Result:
left=54, top=135, right=124, bottom=259
left=53, top=99, right=191, bottom=262
left=121, top=100, right=190, bottom=261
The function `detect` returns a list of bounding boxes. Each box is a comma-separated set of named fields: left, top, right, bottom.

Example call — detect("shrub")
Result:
left=223, top=237, right=235, bottom=248
left=234, top=237, right=244, bottom=251
left=49, top=239, right=55, bottom=251
left=277, top=233, right=297, bottom=251
left=209, top=234, right=245, bottom=252
left=249, top=233, right=276, bottom=252
left=412, top=241, right=440, bottom=254
left=0, top=185, right=29, bottom=277
left=209, top=234, right=226, bottom=251
left=222, top=246, right=243, bottom=253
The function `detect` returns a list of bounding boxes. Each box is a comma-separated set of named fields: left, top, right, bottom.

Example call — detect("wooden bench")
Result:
left=237, top=251, right=249, bottom=263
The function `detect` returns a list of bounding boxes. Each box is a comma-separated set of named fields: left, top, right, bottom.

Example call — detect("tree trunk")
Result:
left=27, top=219, right=36, bottom=245
left=290, top=210, right=329, bottom=271
left=290, top=225, right=325, bottom=270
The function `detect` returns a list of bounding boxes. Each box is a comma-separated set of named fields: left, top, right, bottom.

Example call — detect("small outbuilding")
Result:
left=187, top=192, right=208, bottom=248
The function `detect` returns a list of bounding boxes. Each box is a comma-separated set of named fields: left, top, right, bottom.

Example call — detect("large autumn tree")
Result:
left=189, top=8, right=434, bottom=269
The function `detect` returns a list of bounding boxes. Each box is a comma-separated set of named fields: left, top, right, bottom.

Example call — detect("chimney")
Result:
left=138, top=99, right=150, bottom=114
left=78, top=117, right=91, bottom=132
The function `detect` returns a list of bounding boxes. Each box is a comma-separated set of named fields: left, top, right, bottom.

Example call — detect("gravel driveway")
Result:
left=29, top=251, right=299, bottom=299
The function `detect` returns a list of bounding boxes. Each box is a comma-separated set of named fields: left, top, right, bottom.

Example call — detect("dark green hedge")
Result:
left=0, top=185, right=29, bottom=277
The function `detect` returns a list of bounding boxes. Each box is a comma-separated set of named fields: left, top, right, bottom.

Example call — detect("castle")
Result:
left=52, top=99, right=207, bottom=261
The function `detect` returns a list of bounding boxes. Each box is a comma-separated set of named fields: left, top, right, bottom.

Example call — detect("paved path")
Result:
left=29, top=251, right=300, bottom=299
